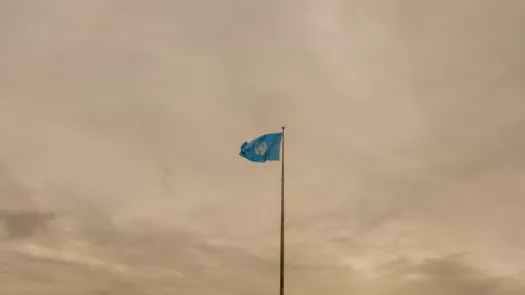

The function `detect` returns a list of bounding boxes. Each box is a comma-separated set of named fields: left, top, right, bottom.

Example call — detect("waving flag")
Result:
left=239, top=132, right=282, bottom=163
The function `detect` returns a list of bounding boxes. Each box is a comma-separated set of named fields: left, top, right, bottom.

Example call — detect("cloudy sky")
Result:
left=1, top=0, right=524, bottom=294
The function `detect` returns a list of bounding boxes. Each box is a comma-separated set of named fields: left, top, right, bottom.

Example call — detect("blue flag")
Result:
left=240, top=132, right=282, bottom=163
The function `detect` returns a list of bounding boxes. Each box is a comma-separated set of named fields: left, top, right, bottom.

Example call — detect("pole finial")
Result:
left=282, top=126, right=285, bottom=130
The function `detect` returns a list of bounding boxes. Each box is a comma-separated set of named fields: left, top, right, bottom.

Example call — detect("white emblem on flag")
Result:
left=254, top=141, right=268, bottom=155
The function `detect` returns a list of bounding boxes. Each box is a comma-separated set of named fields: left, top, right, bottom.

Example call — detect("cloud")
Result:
left=0, top=164, right=56, bottom=239
left=0, top=210, right=54, bottom=239
left=358, top=254, right=525, bottom=295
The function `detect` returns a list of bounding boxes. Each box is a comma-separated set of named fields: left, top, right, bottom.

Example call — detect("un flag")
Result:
left=239, top=132, right=282, bottom=163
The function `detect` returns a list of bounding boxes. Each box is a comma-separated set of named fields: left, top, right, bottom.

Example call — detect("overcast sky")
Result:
left=1, top=0, right=524, bottom=294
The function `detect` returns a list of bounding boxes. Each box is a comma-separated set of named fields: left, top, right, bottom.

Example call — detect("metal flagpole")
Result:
left=280, top=126, right=285, bottom=295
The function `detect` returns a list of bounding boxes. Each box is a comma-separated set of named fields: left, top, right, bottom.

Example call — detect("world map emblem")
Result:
left=254, top=141, right=268, bottom=155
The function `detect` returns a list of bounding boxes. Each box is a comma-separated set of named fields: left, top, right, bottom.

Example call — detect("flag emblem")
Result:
left=254, top=141, right=268, bottom=155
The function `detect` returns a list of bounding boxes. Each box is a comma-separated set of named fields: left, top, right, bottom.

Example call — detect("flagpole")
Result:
left=280, top=126, right=285, bottom=295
